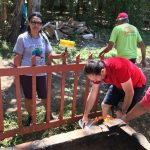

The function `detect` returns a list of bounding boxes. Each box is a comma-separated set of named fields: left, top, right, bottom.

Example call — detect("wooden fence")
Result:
left=1, top=51, right=149, bottom=141
left=0, top=52, right=101, bottom=140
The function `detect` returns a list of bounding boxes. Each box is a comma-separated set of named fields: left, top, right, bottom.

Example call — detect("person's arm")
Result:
left=13, top=35, right=24, bottom=67
left=14, top=53, right=22, bottom=67
left=99, top=41, right=114, bottom=59
left=139, top=41, right=146, bottom=67
left=121, top=78, right=134, bottom=114
left=47, top=53, right=68, bottom=64
left=122, top=102, right=149, bottom=122
left=82, top=83, right=100, bottom=124
left=46, top=52, right=51, bottom=58
left=123, top=87, right=150, bottom=122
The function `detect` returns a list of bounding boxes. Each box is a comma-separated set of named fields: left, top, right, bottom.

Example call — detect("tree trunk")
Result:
left=48, top=0, right=55, bottom=12
left=8, top=0, right=24, bottom=43
left=60, top=0, right=67, bottom=14
left=0, top=0, right=7, bottom=23
left=97, top=1, right=103, bottom=13
left=76, top=0, right=84, bottom=15
left=27, top=0, right=41, bottom=16
left=27, top=0, right=31, bottom=15
left=0, top=0, right=7, bottom=38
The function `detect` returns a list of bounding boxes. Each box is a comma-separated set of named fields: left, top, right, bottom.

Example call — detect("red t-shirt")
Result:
left=93, top=57, right=146, bottom=89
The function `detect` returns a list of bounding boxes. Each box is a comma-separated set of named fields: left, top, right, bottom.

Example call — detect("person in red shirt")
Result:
left=119, top=86, right=150, bottom=122
left=82, top=57, right=146, bottom=125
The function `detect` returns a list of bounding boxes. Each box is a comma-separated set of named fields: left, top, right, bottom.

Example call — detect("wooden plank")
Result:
left=72, top=55, right=80, bottom=117
left=59, top=72, right=65, bottom=120
left=32, top=74, right=36, bottom=124
left=46, top=73, right=51, bottom=122
left=15, top=75, right=22, bottom=127
left=0, top=78, right=4, bottom=132
left=0, top=112, right=101, bottom=141
left=0, top=64, right=85, bottom=76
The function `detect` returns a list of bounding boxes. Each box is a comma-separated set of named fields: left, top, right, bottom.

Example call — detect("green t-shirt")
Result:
left=109, top=23, right=142, bottom=59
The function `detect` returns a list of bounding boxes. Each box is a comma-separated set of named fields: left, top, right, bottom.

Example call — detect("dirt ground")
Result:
left=1, top=54, right=150, bottom=143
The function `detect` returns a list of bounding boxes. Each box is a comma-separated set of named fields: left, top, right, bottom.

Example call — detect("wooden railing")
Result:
left=0, top=52, right=101, bottom=140
left=0, top=51, right=150, bottom=141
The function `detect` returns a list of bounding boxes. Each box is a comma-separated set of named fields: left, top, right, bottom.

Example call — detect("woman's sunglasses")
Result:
left=30, top=21, right=42, bottom=25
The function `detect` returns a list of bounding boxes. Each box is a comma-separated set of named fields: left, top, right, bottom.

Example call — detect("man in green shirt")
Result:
left=99, top=12, right=146, bottom=67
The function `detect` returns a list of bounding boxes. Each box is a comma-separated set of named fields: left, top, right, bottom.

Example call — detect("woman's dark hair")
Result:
left=27, top=12, right=48, bottom=44
left=27, top=12, right=44, bottom=33
left=84, top=60, right=104, bottom=75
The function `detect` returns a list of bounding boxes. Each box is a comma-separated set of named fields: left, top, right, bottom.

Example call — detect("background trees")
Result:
left=0, top=0, right=149, bottom=43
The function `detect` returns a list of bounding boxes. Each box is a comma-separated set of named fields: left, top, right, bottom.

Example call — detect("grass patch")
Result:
left=0, top=41, right=14, bottom=59
left=0, top=106, right=79, bottom=148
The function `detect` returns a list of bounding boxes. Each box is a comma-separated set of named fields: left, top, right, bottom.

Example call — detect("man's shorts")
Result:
left=139, top=86, right=150, bottom=109
left=103, top=85, right=146, bottom=112
left=20, top=75, right=47, bottom=99
left=129, top=58, right=136, bottom=64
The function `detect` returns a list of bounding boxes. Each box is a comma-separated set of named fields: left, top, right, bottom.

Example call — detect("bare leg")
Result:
left=125, top=103, right=149, bottom=122
left=24, top=98, right=33, bottom=126
left=101, top=102, right=112, bottom=116
left=42, top=99, right=47, bottom=110
left=25, top=98, right=32, bottom=115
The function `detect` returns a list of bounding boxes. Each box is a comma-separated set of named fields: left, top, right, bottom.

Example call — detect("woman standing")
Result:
left=13, top=12, right=53, bottom=126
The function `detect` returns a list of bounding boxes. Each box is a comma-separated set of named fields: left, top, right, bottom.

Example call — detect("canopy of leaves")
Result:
left=0, top=0, right=149, bottom=42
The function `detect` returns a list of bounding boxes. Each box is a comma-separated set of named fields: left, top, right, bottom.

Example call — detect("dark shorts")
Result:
left=129, top=58, right=136, bottom=64
left=20, top=75, right=47, bottom=99
left=103, top=85, right=146, bottom=112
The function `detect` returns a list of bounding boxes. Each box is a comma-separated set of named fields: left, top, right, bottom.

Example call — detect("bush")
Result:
left=0, top=41, right=13, bottom=58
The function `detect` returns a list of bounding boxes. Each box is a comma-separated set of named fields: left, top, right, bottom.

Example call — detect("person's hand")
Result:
left=9, top=62, right=17, bottom=68
left=100, top=53, right=105, bottom=60
left=116, top=110, right=123, bottom=119
left=140, top=59, right=146, bottom=68
left=121, top=114, right=127, bottom=122
left=82, top=115, right=89, bottom=126
left=116, top=110, right=127, bottom=122
left=99, top=51, right=105, bottom=60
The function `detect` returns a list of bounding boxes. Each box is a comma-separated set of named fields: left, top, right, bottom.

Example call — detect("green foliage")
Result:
left=0, top=107, right=79, bottom=148
left=67, top=0, right=77, bottom=18
left=101, top=0, right=145, bottom=28
left=3, top=112, right=18, bottom=130
left=0, top=41, right=13, bottom=58
left=1, top=0, right=148, bottom=42
left=40, top=0, right=146, bottom=28
left=50, top=123, right=79, bottom=135
left=140, top=31, right=150, bottom=46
